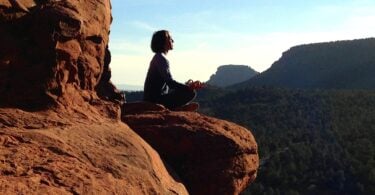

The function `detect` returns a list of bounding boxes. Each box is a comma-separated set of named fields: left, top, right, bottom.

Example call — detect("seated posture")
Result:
left=143, top=30, right=204, bottom=111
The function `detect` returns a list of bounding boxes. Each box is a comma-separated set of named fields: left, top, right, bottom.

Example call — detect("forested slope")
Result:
left=197, top=87, right=375, bottom=195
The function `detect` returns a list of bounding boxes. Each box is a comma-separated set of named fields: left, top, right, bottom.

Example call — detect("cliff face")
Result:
left=0, top=1, right=258, bottom=194
left=235, top=38, right=375, bottom=89
left=0, top=0, right=123, bottom=111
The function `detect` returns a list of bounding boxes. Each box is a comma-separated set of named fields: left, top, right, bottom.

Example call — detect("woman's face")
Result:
left=165, top=32, right=174, bottom=52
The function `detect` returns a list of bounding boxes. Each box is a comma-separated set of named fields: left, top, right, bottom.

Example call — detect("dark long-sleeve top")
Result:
left=143, top=53, right=188, bottom=102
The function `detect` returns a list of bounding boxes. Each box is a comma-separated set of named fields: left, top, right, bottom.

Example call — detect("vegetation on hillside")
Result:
left=124, top=87, right=375, bottom=194
left=197, top=87, right=375, bottom=195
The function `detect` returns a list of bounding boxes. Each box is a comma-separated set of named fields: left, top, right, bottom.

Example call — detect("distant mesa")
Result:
left=234, top=38, right=375, bottom=89
left=207, top=65, right=259, bottom=87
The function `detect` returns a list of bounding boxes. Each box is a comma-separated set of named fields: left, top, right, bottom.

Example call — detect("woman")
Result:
left=143, top=30, right=203, bottom=111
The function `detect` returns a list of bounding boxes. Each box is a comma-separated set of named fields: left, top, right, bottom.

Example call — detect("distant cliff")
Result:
left=207, top=65, right=259, bottom=87
left=235, top=38, right=375, bottom=89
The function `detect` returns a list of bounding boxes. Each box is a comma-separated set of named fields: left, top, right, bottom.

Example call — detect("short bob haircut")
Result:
left=151, top=30, right=169, bottom=53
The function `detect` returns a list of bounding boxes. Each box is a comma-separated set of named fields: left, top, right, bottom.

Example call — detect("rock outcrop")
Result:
left=0, top=0, right=187, bottom=194
left=0, top=0, right=258, bottom=194
left=123, top=103, right=259, bottom=195
left=0, top=108, right=187, bottom=194
left=0, top=0, right=123, bottom=111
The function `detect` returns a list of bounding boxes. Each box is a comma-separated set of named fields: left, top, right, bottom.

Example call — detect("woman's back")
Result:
left=143, top=53, right=169, bottom=102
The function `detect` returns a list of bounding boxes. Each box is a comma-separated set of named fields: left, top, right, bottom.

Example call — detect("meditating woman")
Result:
left=143, top=30, right=204, bottom=111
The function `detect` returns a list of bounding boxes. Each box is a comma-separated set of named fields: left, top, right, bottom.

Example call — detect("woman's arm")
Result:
left=156, top=55, right=189, bottom=90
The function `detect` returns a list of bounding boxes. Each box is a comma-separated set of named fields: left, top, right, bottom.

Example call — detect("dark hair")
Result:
left=151, top=30, right=169, bottom=53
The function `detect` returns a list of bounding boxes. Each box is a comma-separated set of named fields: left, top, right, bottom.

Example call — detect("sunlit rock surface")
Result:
left=123, top=102, right=259, bottom=195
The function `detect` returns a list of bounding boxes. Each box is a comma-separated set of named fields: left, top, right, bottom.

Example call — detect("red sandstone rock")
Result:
left=122, top=101, right=168, bottom=115
left=0, top=0, right=187, bottom=194
left=0, top=108, right=188, bottom=194
left=123, top=110, right=259, bottom=195
left=0, top=0, right=123, bottom=112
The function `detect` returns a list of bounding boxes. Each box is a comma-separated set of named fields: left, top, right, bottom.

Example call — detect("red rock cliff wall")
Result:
left=0, top=0, right=122, bottom=110
left=0, top=1, right=189, bottom=194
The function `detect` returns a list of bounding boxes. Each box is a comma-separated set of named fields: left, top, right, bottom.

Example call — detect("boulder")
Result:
left=123, top=107, right=259, bottom=195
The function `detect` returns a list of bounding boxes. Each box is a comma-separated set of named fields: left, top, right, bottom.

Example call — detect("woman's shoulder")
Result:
left=152, top=53, right=168, bottom=64
left=154, top=52, right=167, bottom=59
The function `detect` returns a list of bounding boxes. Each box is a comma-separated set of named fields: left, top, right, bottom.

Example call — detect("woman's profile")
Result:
left=143, top=30, right=204, bottom=111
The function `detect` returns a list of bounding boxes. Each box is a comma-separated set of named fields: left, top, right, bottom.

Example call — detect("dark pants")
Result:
left=159, top=88, right=196, bottom=109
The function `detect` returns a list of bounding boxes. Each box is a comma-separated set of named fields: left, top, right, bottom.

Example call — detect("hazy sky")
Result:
left=109, top=0, right=375, bottom=87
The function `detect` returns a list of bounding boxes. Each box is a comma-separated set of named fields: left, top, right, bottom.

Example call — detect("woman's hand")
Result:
left=186, top=79, right=205, bottom=90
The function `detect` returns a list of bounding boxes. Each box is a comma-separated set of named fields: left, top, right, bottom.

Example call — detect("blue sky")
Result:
left=109, top=0, right=375, bottom=87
